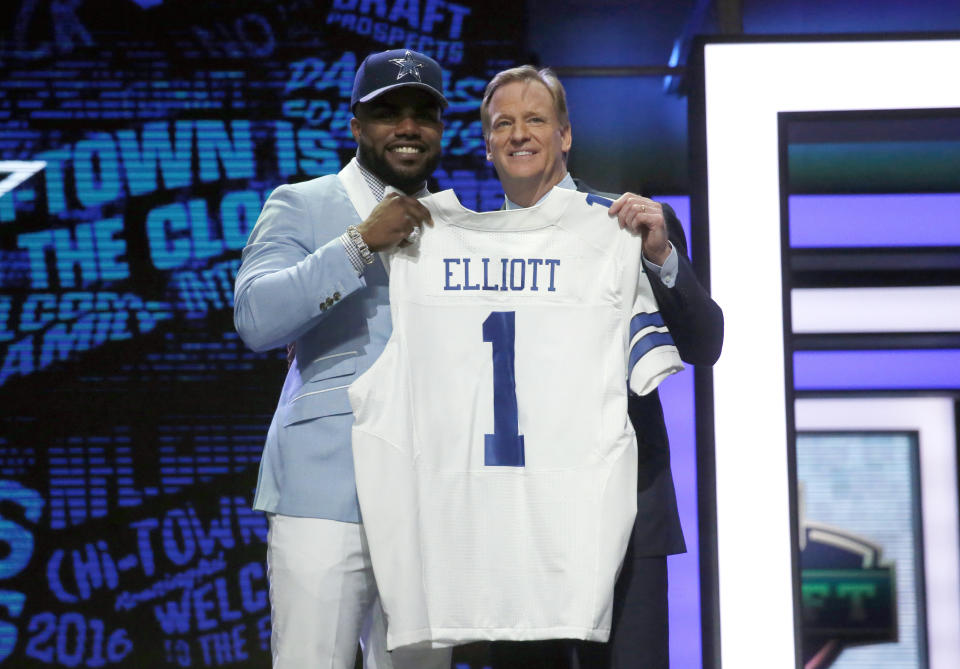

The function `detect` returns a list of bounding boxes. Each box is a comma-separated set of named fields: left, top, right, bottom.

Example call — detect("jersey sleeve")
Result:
left=623, top=240, right=684, bottom=396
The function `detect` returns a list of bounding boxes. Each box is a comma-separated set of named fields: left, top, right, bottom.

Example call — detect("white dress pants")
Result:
left=267, top=514, right=452, bottom=669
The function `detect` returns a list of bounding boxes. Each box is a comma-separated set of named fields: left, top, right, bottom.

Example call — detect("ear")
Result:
left=561, top=124, right=572, bottom=155
left=350, top=117, right=361, bottom=143
left=484, top=135, right=493, bottom=162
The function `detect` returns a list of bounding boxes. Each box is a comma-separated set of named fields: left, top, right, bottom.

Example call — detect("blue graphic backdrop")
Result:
left=0, top=1, right=520, bottom=665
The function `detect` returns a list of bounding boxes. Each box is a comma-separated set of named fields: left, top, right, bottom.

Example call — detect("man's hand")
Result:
left=609, top=192, right=672, bottom=266
left=357, top=192, right=433, bottom=251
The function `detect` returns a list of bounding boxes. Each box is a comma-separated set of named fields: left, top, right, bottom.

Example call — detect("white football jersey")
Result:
left=349, top=187, right=683, bottom=649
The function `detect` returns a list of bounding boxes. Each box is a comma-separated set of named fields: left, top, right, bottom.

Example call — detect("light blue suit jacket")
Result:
left=234, top=160, right=390, bottom=521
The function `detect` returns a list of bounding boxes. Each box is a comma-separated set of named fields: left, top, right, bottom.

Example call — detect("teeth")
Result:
left=391, top=146, right=420, bottom=153
left=512, top=151, right=533, bottom=156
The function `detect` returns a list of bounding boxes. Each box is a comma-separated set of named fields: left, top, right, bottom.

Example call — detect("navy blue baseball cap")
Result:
left=351, top=49, right=448, bottom=111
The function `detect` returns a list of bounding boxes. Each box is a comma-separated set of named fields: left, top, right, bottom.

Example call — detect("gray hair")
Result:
left=480, top=65, right=570, bottom=137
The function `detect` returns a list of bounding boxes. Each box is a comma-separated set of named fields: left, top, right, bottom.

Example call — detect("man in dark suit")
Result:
left=482, top=65, right=723, bottom=669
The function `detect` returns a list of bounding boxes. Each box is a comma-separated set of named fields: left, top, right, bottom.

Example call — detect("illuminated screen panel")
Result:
left=795, top=398, right=960, bottom=669
left=650, top=194, right=701, bottom=667
left=701, top=37, right=960, bottom=668
left=0, top=2, right=522, bottom=667
left=783, top=106, right=960, bottom=667
left=789, top=194, right=960, bottom=247
left=659, top=364, right=701, bottom=668
left=797, top=431, right=923, bottom=668
left=792, top=287, right=960, bottom=333
left=793, top=349, right=960, bottom=391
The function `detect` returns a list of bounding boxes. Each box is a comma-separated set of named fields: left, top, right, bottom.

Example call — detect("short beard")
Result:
left=356, top=141, right=439, bottom=194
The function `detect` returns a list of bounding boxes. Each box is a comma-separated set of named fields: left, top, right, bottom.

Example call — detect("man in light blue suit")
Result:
left=234, top=49, right=452, bottom=669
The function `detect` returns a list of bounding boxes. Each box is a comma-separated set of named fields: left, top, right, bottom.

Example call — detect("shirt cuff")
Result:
left=642, top=244, right=678, bottom=288
left=339, top=232, right=366, bottom=276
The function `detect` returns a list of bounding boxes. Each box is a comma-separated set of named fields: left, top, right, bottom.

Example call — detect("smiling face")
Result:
left=484, top=79, right=572, bottom=207
left=351, top=87, right=444, bottom=193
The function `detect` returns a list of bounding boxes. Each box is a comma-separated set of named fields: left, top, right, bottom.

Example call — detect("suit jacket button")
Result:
left=319, top=303, right=327, bottom=311
left=325, top=297, right=334, bottom=307
left=333, top=291, right=341, bottom=300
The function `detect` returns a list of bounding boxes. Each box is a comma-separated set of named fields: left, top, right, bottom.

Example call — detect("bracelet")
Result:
left=346, top=225, right=375, bottom=265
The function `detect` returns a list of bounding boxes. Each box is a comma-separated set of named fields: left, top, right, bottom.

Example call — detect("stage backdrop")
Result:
left=0, top=1, right=520, bottom=666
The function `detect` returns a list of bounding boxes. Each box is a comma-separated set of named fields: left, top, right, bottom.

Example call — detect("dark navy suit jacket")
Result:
left=574, top=179, right=724, bottom=558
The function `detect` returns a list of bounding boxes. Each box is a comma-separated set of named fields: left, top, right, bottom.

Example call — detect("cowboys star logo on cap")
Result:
left=350, top=48, right=448, bottom=110
left=389, top=51, right=424, bottom=82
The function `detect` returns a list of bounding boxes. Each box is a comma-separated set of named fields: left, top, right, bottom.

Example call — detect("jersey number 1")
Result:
left=483, top=311, right=525, bottom=466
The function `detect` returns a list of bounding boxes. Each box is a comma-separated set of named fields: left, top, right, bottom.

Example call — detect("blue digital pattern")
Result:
left=0, top=1, right=523, bottom=666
